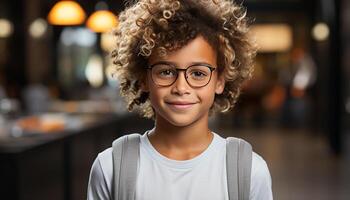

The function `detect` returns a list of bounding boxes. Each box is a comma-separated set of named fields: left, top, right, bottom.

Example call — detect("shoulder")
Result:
left=251, top=152, right=270, bottom=179
left=95, top=147, right=114, bottom=184
left=87, top=148, right=113, bottom=200
left=250, top=152, right=273, bottom=200
left=87, top=133, right=142, bottom=199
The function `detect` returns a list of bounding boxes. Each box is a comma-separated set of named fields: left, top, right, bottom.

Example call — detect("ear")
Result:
left=215, top=74, right=225, bottom=95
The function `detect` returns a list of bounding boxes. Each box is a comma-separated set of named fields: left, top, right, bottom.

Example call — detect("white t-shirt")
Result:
left=87, top=130, right=273, bottom=200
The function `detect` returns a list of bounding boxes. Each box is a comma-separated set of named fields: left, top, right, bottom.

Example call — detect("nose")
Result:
left=171, top=71, right=190, bottom=95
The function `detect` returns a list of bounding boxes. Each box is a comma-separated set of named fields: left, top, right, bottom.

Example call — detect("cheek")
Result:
left=148, top=85, right=165, bottom=106
left=197, top=85, right=216, bottom=105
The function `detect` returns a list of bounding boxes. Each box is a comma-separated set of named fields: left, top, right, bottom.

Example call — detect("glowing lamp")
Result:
left=86, top=10, right=118, bottom=33
left=48, top=1, right=86, bottom=25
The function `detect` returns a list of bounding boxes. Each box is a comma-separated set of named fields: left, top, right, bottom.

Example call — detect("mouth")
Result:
left=165, top=101, right=198, bottom=110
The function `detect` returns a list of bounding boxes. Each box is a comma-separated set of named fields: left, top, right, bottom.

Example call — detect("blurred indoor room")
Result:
left=0, top=0, right=349, bottom=199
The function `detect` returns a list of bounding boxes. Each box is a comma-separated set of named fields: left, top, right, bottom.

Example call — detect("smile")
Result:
left=165, top=102, right=197, bottom=110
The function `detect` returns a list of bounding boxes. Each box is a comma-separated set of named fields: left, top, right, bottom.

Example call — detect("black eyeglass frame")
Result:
left=146, top=61, right=217, bottom=88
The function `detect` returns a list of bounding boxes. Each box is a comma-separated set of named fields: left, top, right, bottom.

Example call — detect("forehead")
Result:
left=148, top=35, right=217, bottom=67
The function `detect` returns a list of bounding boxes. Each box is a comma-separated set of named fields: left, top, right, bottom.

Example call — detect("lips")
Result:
left=165, top=101, right=197, bottom=110
left=166, top=101, right=196, bottom=105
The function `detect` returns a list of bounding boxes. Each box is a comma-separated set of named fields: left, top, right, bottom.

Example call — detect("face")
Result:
left=143, top=35, right=225, bottom=127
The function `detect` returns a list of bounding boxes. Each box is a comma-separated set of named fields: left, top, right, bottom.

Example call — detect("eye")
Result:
left=159, top=69, right=176, bottom=77
left=188, top=66, right=210, bottom=80
left=152, top=64, right=177, bottom=78
left=191, top=71, right=207, bottom=77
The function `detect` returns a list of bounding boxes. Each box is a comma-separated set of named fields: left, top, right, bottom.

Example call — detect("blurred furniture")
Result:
left=22, top=84, right=50, bottom=114
left=0, top=113, right=153, bottom=200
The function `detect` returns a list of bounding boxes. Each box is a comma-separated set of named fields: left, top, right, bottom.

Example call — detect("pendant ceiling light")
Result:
left=86, top=1, right=118, bottom=33
left=48, top=1, right=86, bottom=25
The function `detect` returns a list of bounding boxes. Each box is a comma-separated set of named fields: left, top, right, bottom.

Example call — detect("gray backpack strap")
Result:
left=112, top=134, right=141, bottom=200
left=226, top=137, right=252, bottom=200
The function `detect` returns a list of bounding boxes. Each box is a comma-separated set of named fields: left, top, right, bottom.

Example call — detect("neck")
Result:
left=148, top=113, right=213, bottom=152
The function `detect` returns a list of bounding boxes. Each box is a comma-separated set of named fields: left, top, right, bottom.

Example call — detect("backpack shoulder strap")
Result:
left=226, top=137, right=252, bottom=200
left=112, top=133, right=141, bottom=200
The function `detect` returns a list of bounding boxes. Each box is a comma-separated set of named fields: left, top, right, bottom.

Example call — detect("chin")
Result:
left=168, top=119, right=195, bottom=127
left=160, top=112, right=203, bottom=127
left=153, top=102, right=210, bottom=127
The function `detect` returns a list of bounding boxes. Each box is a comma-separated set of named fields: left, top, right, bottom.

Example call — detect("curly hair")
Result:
left=111, top=0, right=257, bottom=119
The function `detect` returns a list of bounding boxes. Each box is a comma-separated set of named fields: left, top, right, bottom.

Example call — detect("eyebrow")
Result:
left=151, top=60, right=214, bottom=67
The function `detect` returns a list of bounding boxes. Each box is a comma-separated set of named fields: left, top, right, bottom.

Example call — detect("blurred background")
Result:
left=0, top=0, right=349, bottom=199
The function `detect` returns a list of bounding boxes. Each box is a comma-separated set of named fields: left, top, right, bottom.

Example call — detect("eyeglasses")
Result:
left=147, top=61, right=216, bottom=88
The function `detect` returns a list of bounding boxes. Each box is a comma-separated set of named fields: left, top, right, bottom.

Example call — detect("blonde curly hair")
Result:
left=111, top=0, right=257, bottom=119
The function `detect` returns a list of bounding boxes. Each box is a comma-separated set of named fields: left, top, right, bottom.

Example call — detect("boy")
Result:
left=87, top=0, right=273, bottom=199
